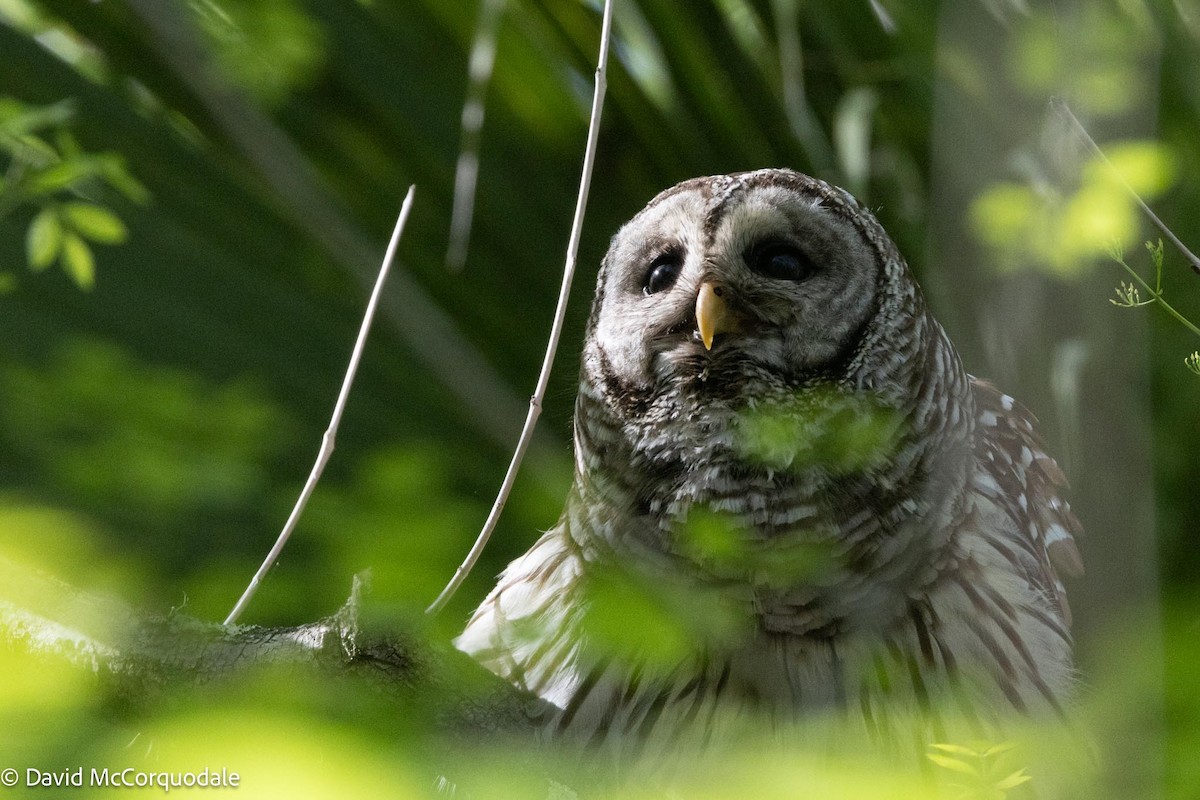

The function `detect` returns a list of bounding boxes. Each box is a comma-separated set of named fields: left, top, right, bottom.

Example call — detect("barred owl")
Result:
left=457, top=169, right=1082, bottom=752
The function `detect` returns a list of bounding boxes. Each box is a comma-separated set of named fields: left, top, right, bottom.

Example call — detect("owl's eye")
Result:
left=643, top=253, right=682, bottom=295
left=748, top=242, right=814, bottom=282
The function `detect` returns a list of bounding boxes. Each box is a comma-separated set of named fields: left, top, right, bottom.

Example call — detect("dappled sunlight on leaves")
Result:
left=0, top=548, right=1179, bottom=799
left=0, top=496, right=140, bottom=597
left=970, top=140, right=1175, bottom=276
left=1093, top=140, right=1178, bottom=196
left=657, top=752, right=941, bottom=800
left=0, top=649, right=103, bottom=776
left=588, top=709, right=1095, bottom=799
left=86, top=709, right=419, bottom=799
left=0, top=623, right=96, bottom=717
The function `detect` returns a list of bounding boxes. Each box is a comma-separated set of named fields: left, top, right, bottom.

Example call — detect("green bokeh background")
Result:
left=1, top=0, right=1197, bottom=797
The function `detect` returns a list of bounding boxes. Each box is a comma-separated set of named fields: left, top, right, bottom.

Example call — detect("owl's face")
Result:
left=586, top=170, right=891, bottom=405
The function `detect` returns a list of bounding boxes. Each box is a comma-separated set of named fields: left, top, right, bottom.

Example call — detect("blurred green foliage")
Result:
left=926, top=742, right=1030, bottom=800
left=734, top=388, right=904, bottom=473
left=188, top=0, right=325, bottom=107
left=971, top=142, right=1176, bottom=274
left=0, top=0, right=1197, bottom=796
left=0, top=97, right=146, bottom=289
left=576, top=561, right=749, bottom=673
left=679, top=506, right=836, bottom=588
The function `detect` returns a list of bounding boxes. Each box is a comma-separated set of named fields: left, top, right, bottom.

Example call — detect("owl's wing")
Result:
left=969, top=378, right=1084, bottom=626
left=454, top=524, right=586, bottom=710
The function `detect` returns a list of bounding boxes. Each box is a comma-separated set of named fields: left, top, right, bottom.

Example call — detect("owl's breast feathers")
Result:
left=457, top=373, right=1083, bottom=741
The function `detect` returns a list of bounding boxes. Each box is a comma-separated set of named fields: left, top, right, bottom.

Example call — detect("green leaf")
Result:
left=54, top=129, right=82, bottom=160
left=23, top=159, right=95, bottom=196
left=12, top=134, right=59, bottom=163
left=0, top=98, right=76, bottom=138
left=981, top=741, right=1019, bottom=758
left=1101, top=141, right=1176, bottom=196
left=930, top=743, right=980, bottom=757
left=98, top=155, right=151, bottom=204
left=927, top=754, right=981, bottom=776
left=26, top=207, right=63, bottom=270
left=996, top=769, right=1033, bottom=790
left=61, top=232, right=95, bottom=290
left=0, top=273, right=16, bottom=293
left=62, top=202, right=128, bottom=244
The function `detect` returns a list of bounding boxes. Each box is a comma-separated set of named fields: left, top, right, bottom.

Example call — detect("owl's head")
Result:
left=583, top=169, right=924, bottom=414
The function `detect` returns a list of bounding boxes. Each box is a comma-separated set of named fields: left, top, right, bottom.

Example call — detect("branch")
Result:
left=2, top=559, right=398, bottom=685
left=426, top=0, right=615, bottom=615
left=1052, top=97, right=1200, bottom=276
left=224, top=187, right=415, bottom=626
left=1, top=557, right=549, bottom=736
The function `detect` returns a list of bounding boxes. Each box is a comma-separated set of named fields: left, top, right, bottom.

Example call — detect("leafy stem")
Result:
left=1110, top=239, right=1200, bottom=339
left=1, top=97, right=147, bottom=290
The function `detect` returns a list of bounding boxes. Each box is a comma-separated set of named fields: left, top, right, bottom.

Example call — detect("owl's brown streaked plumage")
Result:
left=456, top=169, right=1082, bottom=751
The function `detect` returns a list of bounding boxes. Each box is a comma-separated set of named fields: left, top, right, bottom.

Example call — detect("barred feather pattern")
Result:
left=456, top=170, right=1082, bottom=756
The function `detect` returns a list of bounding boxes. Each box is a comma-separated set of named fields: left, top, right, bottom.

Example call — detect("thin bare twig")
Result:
left=447, top=0, right=507, bottom=272
left=1051, top=97, right=1200, bottom=276
left=225, top=187, right=416, bottom=626
left=426, top=0, right=615, bottom=615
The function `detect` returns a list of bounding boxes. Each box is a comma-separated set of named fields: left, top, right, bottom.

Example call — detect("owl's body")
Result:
left=457, top=170, right=1081, bottom=752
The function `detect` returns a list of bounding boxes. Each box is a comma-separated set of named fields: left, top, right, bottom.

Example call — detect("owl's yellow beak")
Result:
left=695, top=282, right=732, bottom=351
